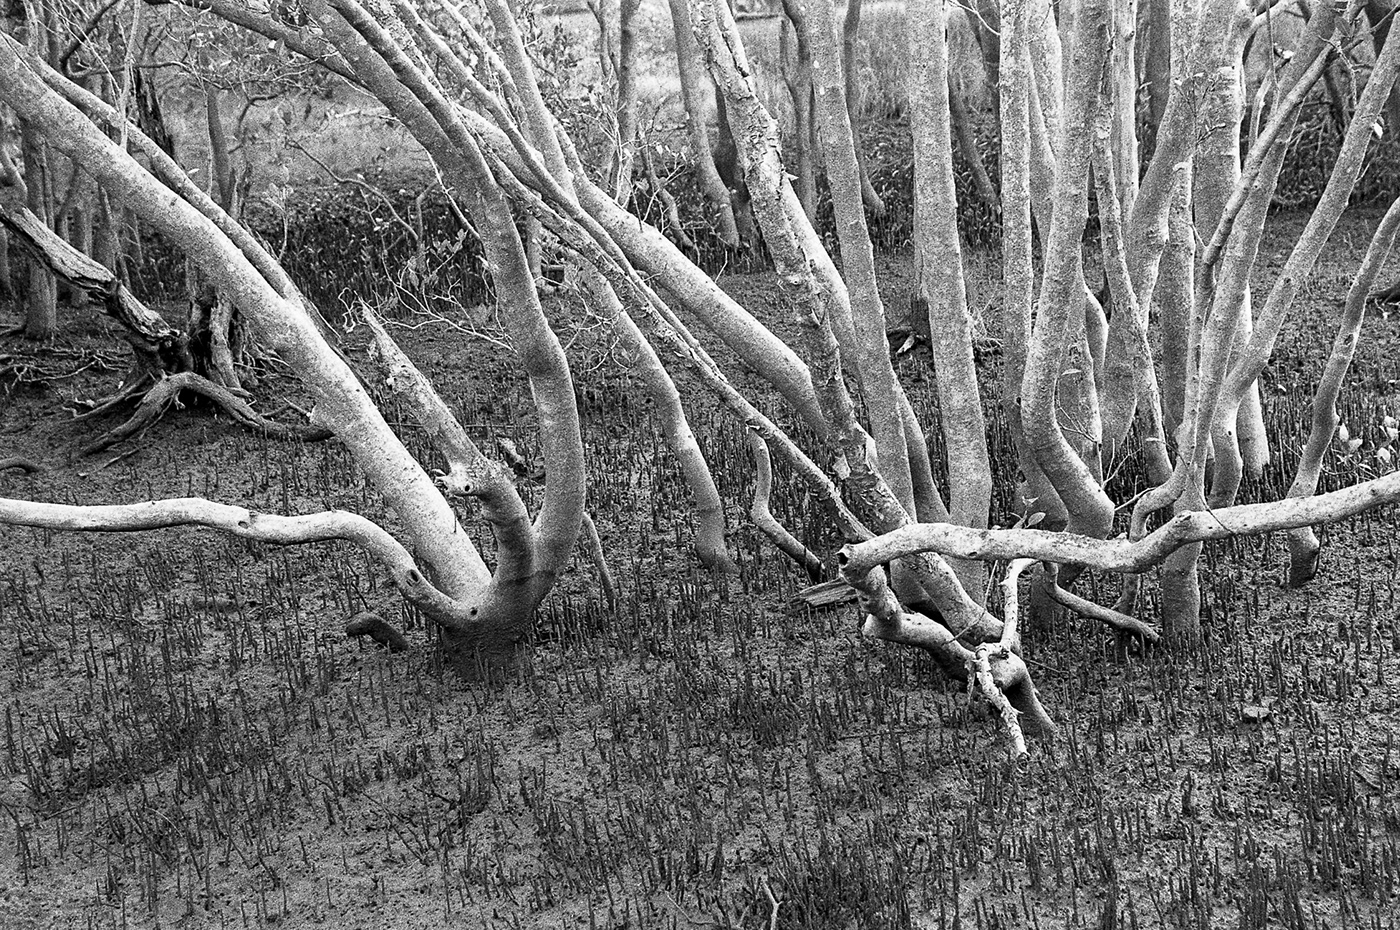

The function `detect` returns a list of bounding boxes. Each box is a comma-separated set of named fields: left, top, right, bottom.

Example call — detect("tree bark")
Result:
left=666, top=0, right=741, bottom=247
left=1019, top=0, right=1115, bottom=541
left=840, top=0, right=884, bottom=217
left=909, top=0, right=991, bottom=600
left=1285, top=195, right=1400, bottom=585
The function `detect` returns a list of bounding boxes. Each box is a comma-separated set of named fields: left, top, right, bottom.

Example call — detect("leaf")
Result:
left=1348, top=437, right=1364, bottom=452
left=1378, top=446, right=1393, bottom=465
left=1026, top=511, right=1046, bottom=528
left=1337, top=423, right=1351, bottom=443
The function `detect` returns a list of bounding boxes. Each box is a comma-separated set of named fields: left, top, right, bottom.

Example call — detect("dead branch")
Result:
left=0, top=496, right=472, bottom=625
left=80, top=371, right=331, bottom=455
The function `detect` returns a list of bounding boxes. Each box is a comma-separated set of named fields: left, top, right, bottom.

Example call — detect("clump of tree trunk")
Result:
left=1, top=0, right=1399, bottom=755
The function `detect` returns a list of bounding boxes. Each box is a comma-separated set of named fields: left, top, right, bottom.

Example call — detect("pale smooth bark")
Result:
left=909, top=0, right=991, bottom=599
left=0, top=33, right=490, bottom=605
left=840, top=0, right=885, bottom=217
left=1210, top=6, right=1396, bottom=507
left=1284, top=196, right=1400, bottom=585
left=317, top=0, right=588, bottom=621
left=839, top=467, right=1400, bottom=575
left=1018, top=0, right=1115, bottom=540
left=420, top=0, right=737, bottom=573
left=802, top=0, right=914, bottom=516
left=666, top=0, right=741, bottom=246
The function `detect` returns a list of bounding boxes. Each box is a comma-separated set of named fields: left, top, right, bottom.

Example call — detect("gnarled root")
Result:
left=81, top=371, right=331, bottom=455
left=969, top=644, right=1058, bottom=759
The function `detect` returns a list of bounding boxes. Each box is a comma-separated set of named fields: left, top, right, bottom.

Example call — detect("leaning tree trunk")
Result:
left=1284, top=195, right=1400, bottom=585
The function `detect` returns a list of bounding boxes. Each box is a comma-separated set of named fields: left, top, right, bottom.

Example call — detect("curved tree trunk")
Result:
left=1285, top=196, right=1400, bottom=585
left=1018, top=0, right=1115, bottom=541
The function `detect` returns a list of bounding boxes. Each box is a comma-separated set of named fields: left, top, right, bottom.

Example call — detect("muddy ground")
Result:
left=1, top=210, right=1400, bottom=929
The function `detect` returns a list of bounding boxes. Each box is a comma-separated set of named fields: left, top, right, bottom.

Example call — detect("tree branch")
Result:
left=0, top=496, right=473, bottom=626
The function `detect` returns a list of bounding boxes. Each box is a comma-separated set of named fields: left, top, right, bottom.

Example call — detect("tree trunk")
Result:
left=20, top=123, right=57, bottom=340
left=947, top=76, right=997, bottom=208
left=1285, top=196, right=1400, bottom=585
left=840, top=0, right=884, bottom=217
left=609, top=0, right=642, bottom=201
left=1019, top=0, right=1114, bottom=541
left=666, top=0, right=741, bottom=247
left=803, top=0, right=913, bottom=515
left=910, top=0, right=991, bottom=600
left=780, top=7, right=816, bottom=219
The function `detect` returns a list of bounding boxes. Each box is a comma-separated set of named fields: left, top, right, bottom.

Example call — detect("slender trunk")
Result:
left=780, top=8, right=816, bottom=219
left=1019, top=0, right=1115, bottom=540
left=666, top=0, right=741, bottom=247
left=841, top=0, right=884, bottom=217
left=805, top=0, right=912, bottom=514
left=999, top=0, right=1058, bottom=523
left=1211, top=10, right=1399, bottom=507
left=947, top=76, right=997, bottom=208
left=1285, top=196, right=1400, bottom=585
left=205, top=82, right=234, bottom=211
left=910, top=0, right=991, bottom=599
left=459, top=0, right=739, bottom=574
left=971, top=0, right=1002, bottom=126
left=1142, top=0, right=1172, bottom=144
left=21, top=123, right=57, bottom=340
left=1110, top=0, right=1139, bottom=222
left=610, top=0, right=642, bottom=201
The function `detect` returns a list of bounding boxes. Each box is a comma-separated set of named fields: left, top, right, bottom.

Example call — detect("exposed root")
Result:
left=747, top=430, right=824, bottom=583
left=345, top=611, right=410, bottom=652
left=970, top=645, right=1028, bottom=760
left=1286, top=532, right=1321, bottom=588
left=81, top=371, right=331, bottom=455
left=1040, top=563, right=1161, bottom=647
left=580, top=511, right=618, bottom=605
left=70, top=369, right=154, bottom=421
left=0, top=456, right=44, bottom=474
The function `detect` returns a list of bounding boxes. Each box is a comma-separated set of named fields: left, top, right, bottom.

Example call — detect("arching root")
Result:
left=747, top=430, right=824, bottom=583
left=0, top=456, right=44, bottom=474
left=346, top=611, right=410, bottom=652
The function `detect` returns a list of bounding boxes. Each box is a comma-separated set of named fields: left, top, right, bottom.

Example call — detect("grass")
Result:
left=2, top=212, right=1400, bottom=926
